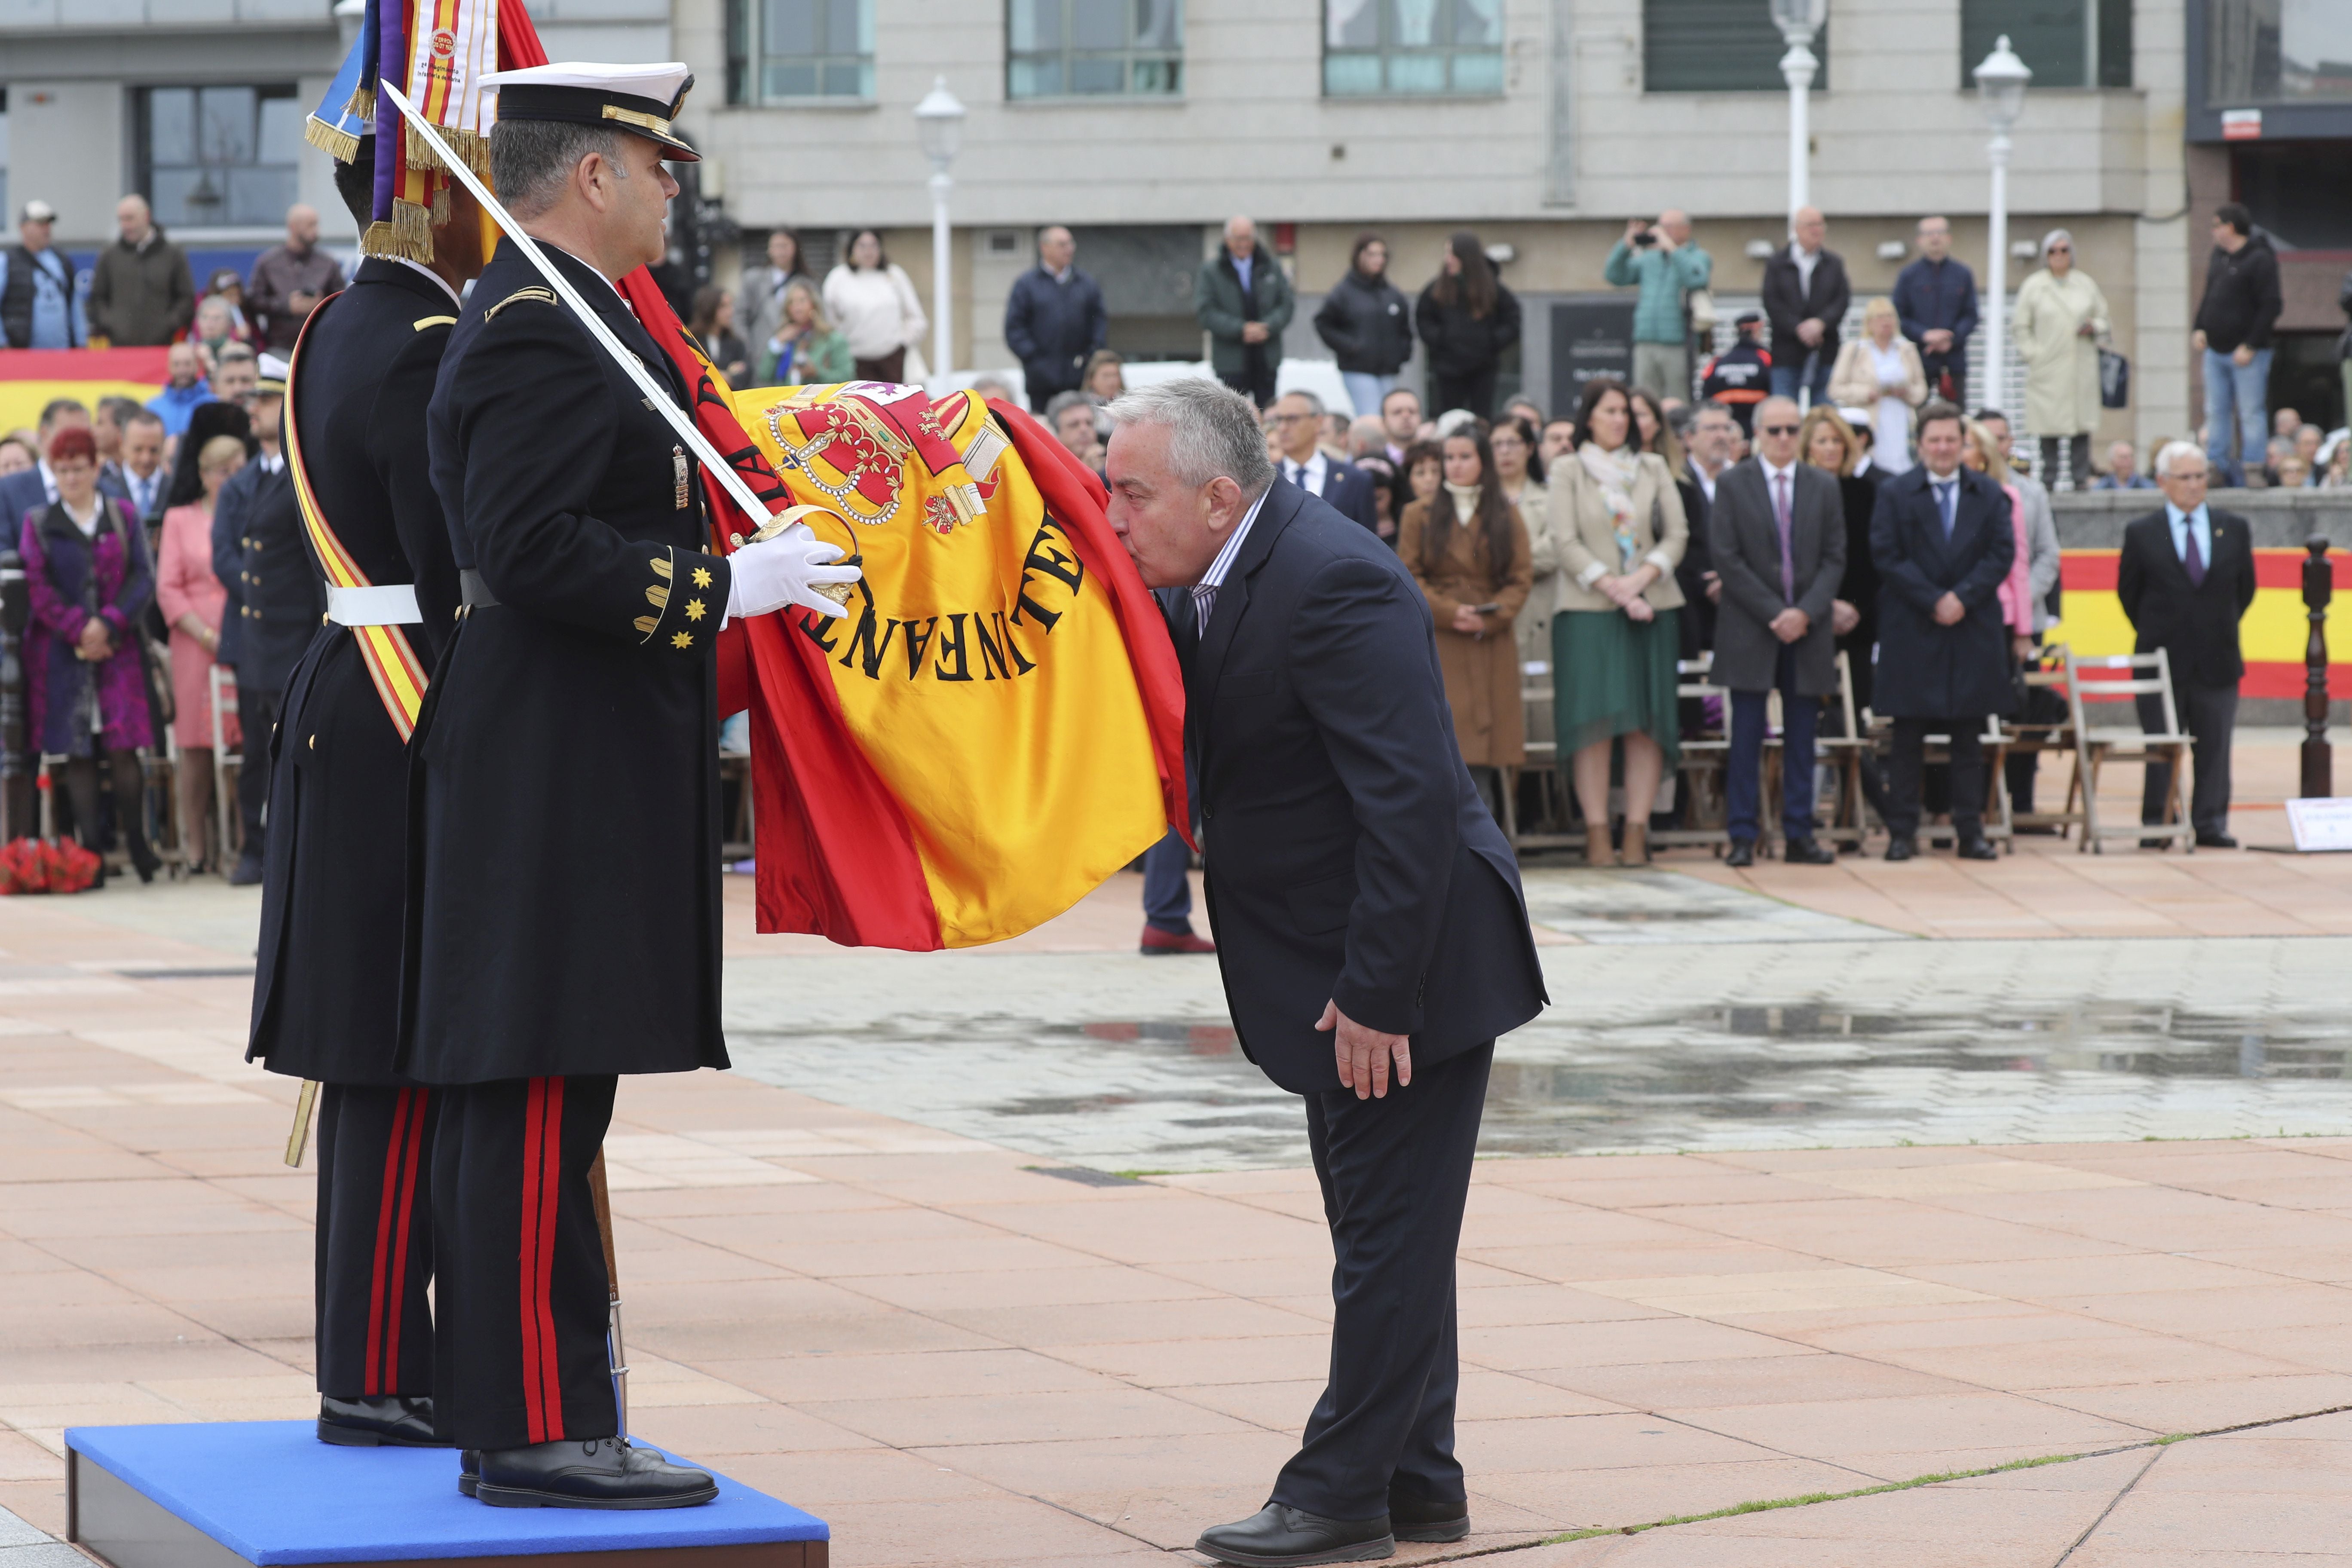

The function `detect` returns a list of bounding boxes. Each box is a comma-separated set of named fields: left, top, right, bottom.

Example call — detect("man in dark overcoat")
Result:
left=1869, top=400, right=2015, bottom=861
left=244, top=132, right=484, bottom=1450
left=1106, top=378, right=1546, bottom=1568
left=1708, top=395, right=1845, bottom=866
left=409, top=61, right=856, bottom=1510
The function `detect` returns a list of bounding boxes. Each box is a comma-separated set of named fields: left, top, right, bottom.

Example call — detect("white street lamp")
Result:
left=913, top=76, right=966, bottom=387
left=1974, top=34, right=2030, bottom=412
left=1770, top=0, right=1828, bottom=233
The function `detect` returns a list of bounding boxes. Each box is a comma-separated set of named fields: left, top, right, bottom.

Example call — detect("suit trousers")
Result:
left=1886, top=717, right=1988, bottom=841
left=432, top=1075, right=619, bottom=1451
left=315, top=1083, right=436, bottom=1399
left=235, top=686, right=282, bottom=863
left=1141, top=827, right=1195, bottom=933
left=1727, top=644, right=1820, bottom=845
left=2141, top=683, right=2236, bottom=836
left=1273, top=1041, right=1493, bottom=1522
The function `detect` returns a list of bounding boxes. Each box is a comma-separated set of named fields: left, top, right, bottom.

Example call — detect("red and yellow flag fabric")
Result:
left=0, top=349, right=169, bottom=447
left=2052, top=549, right=2352, bottom=700
left=612, top=272, right=1187, bottom=950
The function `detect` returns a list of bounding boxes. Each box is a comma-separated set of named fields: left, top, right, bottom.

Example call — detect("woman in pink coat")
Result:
left=154, top=432, right=246, bottom=873
left=1964, top=420, right=2035, bottom=659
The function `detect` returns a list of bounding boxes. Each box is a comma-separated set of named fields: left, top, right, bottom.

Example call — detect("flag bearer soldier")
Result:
left=244, top=130, right=485, bottom=1450
left=410, top=62, right=856, bottom=1509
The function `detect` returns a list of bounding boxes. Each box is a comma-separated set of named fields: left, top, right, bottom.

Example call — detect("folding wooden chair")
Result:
left=1653, top=653, right=1736, bottom=850
left=2000, top=642, right=2082, bottom=839
left=1507, top=658, right=1560, bottom=846
left=2060, top=646, right=2195, bottom=854
left=209, top=665, right=242, bottom=859
left=1815, top=650, right=1870, bottom=848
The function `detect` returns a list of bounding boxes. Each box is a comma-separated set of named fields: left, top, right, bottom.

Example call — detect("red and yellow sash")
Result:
left=283, top=293, right=435, bottom=741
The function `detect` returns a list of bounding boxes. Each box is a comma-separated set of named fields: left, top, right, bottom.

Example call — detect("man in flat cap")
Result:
left=244, top=127, right=485, bottom=1455
left=413, top=61, right=856, bottom=1510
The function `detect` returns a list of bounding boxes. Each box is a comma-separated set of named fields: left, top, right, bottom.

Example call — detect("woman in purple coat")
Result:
left=21, top=426, right=161, bottom=883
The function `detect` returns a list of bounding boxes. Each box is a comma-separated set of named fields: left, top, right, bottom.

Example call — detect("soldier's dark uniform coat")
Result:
left=249, top=260, right=464, bottom=1086
left=218, top=456, right=325, bottom=698
left=400, top=242, right=734, bottom=1086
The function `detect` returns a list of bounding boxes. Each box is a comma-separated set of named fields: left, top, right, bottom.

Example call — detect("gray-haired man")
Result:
left=1106, top=379, right=1545, bottom=1566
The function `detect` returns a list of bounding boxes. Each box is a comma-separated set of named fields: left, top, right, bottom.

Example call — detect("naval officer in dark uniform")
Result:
left=213, top=357, right=324, bottom=884
left=409, top=61, right=857, bottom=1510
left=245, top=132, right=485, bottom=1451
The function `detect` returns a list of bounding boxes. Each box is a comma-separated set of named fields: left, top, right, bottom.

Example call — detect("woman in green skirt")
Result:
left=1532, top=377, right=1690, bottom=864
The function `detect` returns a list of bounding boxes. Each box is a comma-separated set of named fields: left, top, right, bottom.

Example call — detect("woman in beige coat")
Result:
left=1531, top=377, right=1688, bottom=864
left=2012, top=230, right=2110, bottom=490
left=1397, top=427, right=1534, bottom=806
left=1828, top=297, right=1928, bottom=475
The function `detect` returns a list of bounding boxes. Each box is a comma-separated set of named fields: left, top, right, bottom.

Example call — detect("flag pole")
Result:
left=378, top=82, right=796, bottom=545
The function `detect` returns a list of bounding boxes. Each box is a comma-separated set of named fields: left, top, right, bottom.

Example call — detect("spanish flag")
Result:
left=0, top=349, right=170, bottom=443
left=614, top=271, right=1187, bottom=950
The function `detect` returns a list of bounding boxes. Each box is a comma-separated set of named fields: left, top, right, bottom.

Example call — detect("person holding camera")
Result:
left=1605, top=210, right=1712, bottom=404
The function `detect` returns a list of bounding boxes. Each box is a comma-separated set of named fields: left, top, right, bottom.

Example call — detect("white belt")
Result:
left=325, top=583, right=423, bottom=627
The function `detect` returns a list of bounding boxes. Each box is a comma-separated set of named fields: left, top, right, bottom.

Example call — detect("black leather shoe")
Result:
left=1884, top=836, right=1917, bottom=862
left=1956, top=836, right=1999, bottom=861
left=1724, top=839, right=1756, bottom=868
left=318, top=1395, right=443, bottom=1448
left=1387, top=1488, right=1469, bottom=1544
left=1783, top=837, right=1836, bottom=866
left=227, top=854, right=265, bottom=886
left=475, top=1437, right=717, bottom=1510
left=459, top=1450, right=480, bottom=1498
left=2196, top=832, right=2238, bottom=849
left=1195, top=1504, right=1395, bottom=1565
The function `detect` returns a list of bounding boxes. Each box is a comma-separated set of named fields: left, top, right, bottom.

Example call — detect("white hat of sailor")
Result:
left=482, top=61, right=700, bottom=162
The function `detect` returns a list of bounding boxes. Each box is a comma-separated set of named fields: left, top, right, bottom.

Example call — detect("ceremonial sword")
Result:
left=378, top=82, right=813, bottom=552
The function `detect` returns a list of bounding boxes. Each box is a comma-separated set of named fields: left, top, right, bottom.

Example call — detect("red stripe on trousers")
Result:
left=362, top=1089, right=414, bottom=1397
left=533, top=1077, right=566, bottom=1441
left=518, top=1080, right=548, bottom=1443
left=383, top=1089, right=429, bottom=1394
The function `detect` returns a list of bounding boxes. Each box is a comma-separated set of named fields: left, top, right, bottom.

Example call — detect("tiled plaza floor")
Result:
left=6, top=729, right=2352, bottom=1564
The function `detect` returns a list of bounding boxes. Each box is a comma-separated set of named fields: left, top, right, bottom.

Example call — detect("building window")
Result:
left=1645, top=0, right=1825, bottom=91
left=1324, top=0, right=1504, bottom=97
left=2207, top=0, right=2352, bottom=103
left=1961, top=0, right=2130, bottom=88
left=734, top=0, right=876, bottom=102
left=1009, top=0, right=1183, bottom=97
left=137, top=86, right=301, bottom=231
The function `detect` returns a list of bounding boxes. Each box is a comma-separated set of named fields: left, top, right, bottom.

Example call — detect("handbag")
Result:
left=2098, top=348, right=2130, bottom=409
left=1685, top=287, right=1718, bottom=336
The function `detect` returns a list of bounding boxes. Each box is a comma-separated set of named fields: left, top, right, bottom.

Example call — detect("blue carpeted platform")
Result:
left=65, top=1422, right=827, bottom=1565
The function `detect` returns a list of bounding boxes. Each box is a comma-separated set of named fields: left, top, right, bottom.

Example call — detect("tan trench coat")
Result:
left=1398, top=496, right=1534, bottom=768
left=2013, top=267, right=2110, bottom=438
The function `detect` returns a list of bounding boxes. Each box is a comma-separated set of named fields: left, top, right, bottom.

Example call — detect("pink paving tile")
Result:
left=799, top=1385, right=1254, bottom=1448
left=1895, top=1250, right=2283, bottom=1300
left=810, top=1494, right=1159, bottom=1565
left=1047, top=1332, right=1333, bottom=1388
left=1556, top=1352, right=1982, bottom=1410
left=1665, top=1471, right=2132, bottom=1545
left=2035, top=1282, right=2352, bottom=1338
left=1468, top=1456, right=1884, bottom=1534
left=631, top=1310, right=1004, bottom=1361
left=713, top=1446, right=1009, bottom=1505
left=1467, top=1316, right=1819, bottom=1372
left=1836, top=1328, right=2286, bottom=1392
left=2080, top=1479, right=2352, bottom=1556
left=1676, top=1391, right=2151, bottom=1465
left=1458, top=1412, right=1788, bottom=1473
left=2025, top=1371, right=2352, bottom=1431
left=624, top=1402, right=879, bottom=1456
left=932, top=1294, right=1327, bottom=1349
left=904, top=1430, right=1305, bottom=1495
left=695, top=1348, right=1120, bottom=1403
left=1467, top=1242, right=1842, bottom=1283
left=1455, top=1283, right=1676, bottom=1328
left=845, top=1264, right=1223, bottom=1312
left=1640, top=1197, right=2134, bottom=1267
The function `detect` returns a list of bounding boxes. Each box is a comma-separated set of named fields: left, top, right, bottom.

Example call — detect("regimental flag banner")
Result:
left=737, top=382, right=1176, bottom=946
left=0, top=349, right=170, bottom=446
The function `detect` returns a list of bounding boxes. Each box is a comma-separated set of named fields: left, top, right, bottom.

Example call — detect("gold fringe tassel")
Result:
left=404, top=121, right=493, bottom=180
left=346, top=85, right=376, bottom=123
left=430, top=179, right=450, bottom=226
left=303, top=113, right=361, bottom=164
left=361, top=199, right=436, bottom=263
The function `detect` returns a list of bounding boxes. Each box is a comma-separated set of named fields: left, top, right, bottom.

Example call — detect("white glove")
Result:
left=723, top=521, right=862, bottom=622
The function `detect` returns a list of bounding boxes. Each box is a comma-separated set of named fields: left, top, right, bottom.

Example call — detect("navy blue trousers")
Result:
left=1727, top=643, right=1820, bottom=845
left=1273, top=1041, right=1493, bottom=1522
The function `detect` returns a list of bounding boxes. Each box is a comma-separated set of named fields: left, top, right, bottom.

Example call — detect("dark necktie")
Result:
left=2183, top=524, right=2206, bottom=588
left=1935, top=481, right=1956, bottom=539
left=1772, top=470, right=1796, bottom=602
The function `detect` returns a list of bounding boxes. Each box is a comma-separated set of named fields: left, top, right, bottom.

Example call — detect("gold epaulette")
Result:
left=413, top=314, right=457, bottom=331
left=484, top=287, right=557, bottom=321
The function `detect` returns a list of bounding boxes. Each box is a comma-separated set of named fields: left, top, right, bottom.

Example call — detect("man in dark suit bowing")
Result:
left=1709, top=396, right=1845, bottom=867
left=1106, top=378, right=1546, bottom=1568
left=1269, top=388, right=1383, bottom=535
left=1869, top=400, right=2015, bottom=861
left=2117, top=442, right=2255, bottom=847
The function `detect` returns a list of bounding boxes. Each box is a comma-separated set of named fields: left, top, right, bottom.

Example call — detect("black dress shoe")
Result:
left=1884, top=836, right=1917, bottom=862
left=459, top=1450, right=480, bottom=1497
left=318, top=1394, right=444, bottom=1448
left=227, top=854, right=265, bottom=887
left=1387, top=1488, right=1469, bottom=1544
left=1724, top=839, right=1756, bottom=868
left=1195, top=1504, right=1394, bottom=1565
left=1956, top=836, right=1999, bottom=861
left=475, top=1437, right=717, bottom=1510
left=2196, top=832, right=2238, bottom=849
left=1783, top=837, right=1837, bottom=866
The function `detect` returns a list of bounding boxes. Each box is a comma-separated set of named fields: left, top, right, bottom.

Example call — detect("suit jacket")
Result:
left=1761, top=245, right=1852, bottom=369
left=1868, top=464, right=2017, bottom=719
left=1278, top=454, right=1381, bottom=535
left=1674, top=466, right=1717, bottom=656
left=1178, top=479, right=1546, bottom=1094
left=1707, top=459, right=1846, bottom=694
left=2116, top=507, right=2255, bottom=689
